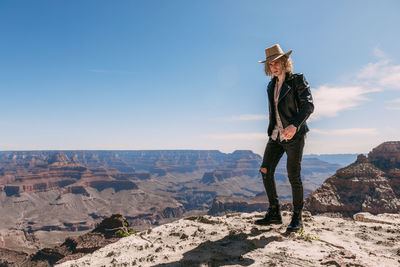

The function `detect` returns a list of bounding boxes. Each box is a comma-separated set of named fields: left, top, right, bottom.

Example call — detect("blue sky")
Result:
left=0, top=0, right=399, bottom=155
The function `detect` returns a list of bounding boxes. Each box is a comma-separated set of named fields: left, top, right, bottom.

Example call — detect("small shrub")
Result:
left=297, top=229, right=320, bottom=241
left=115, top=229, right=135, bottom=237
left=115, top=229, right=124, bottom=237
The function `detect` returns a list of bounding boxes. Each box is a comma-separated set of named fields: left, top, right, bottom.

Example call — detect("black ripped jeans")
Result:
left=260, top=133, right=305, bottom=212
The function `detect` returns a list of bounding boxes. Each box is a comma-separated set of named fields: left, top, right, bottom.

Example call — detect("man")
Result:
left=255, top=44, right=314, bottom=231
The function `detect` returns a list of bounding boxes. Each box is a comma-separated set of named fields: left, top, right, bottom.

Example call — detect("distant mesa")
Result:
left=46, top=152, right=73, bottom=165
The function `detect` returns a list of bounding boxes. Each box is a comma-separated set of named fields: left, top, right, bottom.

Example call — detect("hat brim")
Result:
left=258, top=50, right=292, bottom=63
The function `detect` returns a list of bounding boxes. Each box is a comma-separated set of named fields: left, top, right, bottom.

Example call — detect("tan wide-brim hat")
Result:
left=258, top=44, right=292, bottom=63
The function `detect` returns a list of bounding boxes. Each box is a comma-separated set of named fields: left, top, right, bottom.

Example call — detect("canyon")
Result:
left=0, top=149, right=346, bottom=263
left=1, top=141, right=398, bottom=265
left=0, top=150, right=342, bottom=237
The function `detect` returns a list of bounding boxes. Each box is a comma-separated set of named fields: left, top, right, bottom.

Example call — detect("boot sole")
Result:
left=286, top=226, right=303, bottom=232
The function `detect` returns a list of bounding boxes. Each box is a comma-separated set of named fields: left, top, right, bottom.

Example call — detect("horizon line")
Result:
left=0, top=149, right=364, bottom=156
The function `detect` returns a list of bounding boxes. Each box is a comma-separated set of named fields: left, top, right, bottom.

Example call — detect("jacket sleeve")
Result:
left=292, top=74, right=314, bottom=131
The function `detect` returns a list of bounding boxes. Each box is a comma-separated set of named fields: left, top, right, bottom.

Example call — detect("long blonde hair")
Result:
left=264, top=56, right=293, bottom=77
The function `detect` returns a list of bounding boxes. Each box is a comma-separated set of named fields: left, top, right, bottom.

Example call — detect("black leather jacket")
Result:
left=267, top=72, right=314, bottom=139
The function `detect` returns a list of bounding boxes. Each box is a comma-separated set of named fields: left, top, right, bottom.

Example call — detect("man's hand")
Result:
left=280, top=125, right=297, bottom=140
left=259, top=168, right=267, bottom=174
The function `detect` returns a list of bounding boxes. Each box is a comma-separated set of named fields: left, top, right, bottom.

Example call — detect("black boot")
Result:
left=286, top=211, right=303, bottom=232
left=255, top=206, right=282, bottom=225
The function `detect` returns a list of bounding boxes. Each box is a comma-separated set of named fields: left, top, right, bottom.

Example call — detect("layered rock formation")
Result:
left=368, top=141, right=400, bottom=170
left=0, top=152, right=146, bottom=196
left=305, top=141, right=400, bottom=215
left=0, top=151, right=184, bottom=242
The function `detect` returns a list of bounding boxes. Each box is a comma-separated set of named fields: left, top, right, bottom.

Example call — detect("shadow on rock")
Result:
left=153, top=230, right=282, bottom=267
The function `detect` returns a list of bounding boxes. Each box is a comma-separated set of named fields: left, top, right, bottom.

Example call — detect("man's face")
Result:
left=269, top=58, right=283, bottom=77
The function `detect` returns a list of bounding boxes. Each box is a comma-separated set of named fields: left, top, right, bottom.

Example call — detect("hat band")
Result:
left=266, top=54, right=285, bottom=62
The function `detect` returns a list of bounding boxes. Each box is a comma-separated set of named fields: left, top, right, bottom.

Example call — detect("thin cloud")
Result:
left=310, top=85, right=379, bottom=121
left=311, top=128, right=379, bottom=136
left=311, top=48, right=400, bottom=121
left=356, top=54, right=400, bottom=91
left=373, top=46, right=387, bottom=59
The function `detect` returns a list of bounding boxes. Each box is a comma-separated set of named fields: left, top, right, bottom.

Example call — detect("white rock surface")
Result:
left=353, top=212, right=400, bottom=225
left=57, top=212, right=400, bottom=267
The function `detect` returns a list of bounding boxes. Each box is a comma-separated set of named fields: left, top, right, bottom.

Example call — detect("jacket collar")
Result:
left=268, top=72, right=294, bottom=103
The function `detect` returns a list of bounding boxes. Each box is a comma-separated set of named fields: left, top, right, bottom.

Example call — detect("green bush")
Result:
left=115, top=229, right=135, bottom=237
left=297, top=229, right=320, bottom=241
